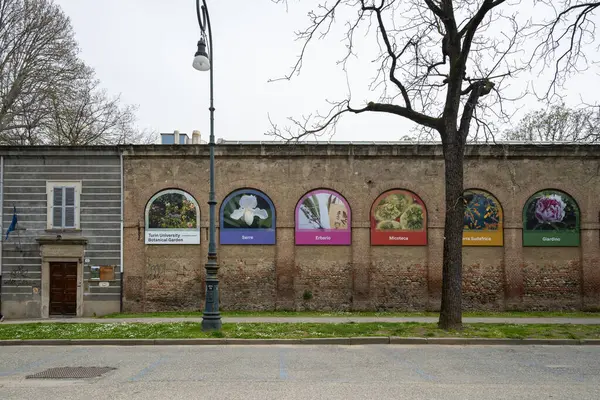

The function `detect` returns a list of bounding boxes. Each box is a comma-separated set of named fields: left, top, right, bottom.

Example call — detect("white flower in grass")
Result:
left=229, top=195, right=268, bottom=226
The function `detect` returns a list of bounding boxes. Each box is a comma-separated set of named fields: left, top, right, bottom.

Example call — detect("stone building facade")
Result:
left=0, top=147, right=122, bottom=318
left=122, top=143, right=600, bottom=313
left=1, top=143, right=598, bottom=318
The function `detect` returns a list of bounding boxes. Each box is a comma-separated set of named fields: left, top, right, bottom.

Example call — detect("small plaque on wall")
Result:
left=100, top=266, right=115, bottom=281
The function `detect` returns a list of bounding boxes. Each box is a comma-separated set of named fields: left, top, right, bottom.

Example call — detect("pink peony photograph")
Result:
left=524, top=191, right=578, bottom=232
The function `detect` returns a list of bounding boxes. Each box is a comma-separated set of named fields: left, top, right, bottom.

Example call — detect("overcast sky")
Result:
left=55, top=0, right=599, bottom=143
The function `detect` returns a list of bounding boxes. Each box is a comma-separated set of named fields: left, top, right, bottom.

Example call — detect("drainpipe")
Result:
left=119, top=152, right=124, bottom=313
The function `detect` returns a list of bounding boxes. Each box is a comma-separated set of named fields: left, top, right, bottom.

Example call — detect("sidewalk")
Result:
left=2, top=316, right=600, bottom=324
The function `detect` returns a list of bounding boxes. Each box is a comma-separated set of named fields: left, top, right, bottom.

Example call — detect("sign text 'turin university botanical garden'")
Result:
left=145, top=189, right=200, bottom=244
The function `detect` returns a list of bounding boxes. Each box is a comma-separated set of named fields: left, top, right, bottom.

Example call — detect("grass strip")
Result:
left=0, top=322, right=599, bottom=340
left=101, top=310, right=600, bottom=319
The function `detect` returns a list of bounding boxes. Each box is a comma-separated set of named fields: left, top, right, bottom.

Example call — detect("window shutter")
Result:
left=65, top=206, right=75, bottom=227
left=53, top=188, right=63, bottom=228
left=65, top=187, right=76, bottom=227
left=65, top=187, right=75, bottom=206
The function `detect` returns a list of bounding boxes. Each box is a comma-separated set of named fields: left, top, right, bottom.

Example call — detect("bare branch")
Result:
left=359, top=2, right=414, bottom=108
left=530, top=1, right=600, bottom=99
left=268, top=0, right=343, bottom=82
left=458, top=80, right=495, bottom=140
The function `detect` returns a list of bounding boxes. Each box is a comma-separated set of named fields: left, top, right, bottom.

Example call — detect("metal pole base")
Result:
left=201, top=259, right=221, bottom=332
left=201, top=312, right=222, bottom=331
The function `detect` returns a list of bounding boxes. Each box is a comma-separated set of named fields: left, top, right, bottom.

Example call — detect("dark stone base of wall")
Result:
left=123, top=258, right=596, bottom=312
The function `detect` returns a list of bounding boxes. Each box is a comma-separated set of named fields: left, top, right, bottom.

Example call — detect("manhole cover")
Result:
left=26, top=367, right=116, bottom=379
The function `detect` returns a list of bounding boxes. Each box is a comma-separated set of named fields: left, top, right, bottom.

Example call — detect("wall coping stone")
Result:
left=0, top=143, right=597, bottom=159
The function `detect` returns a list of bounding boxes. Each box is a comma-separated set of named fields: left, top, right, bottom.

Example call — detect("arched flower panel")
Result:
left=522, top=189, right=580, bottom=247
left=145, top=189, right=200, bottom=245
left=462, top=189, right=503, bottom=246
left=295, top=189, right=351, bottom=245
left=220, top=189, right=276, bottom=245
left=370, top=189, right=427, bottom=245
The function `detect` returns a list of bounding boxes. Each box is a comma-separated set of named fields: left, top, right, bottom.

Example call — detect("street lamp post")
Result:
left=193, top=0, right=221, bottom=331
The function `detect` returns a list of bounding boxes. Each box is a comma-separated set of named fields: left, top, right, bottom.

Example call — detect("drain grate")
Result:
left=26, top=367, right=116, bottom=379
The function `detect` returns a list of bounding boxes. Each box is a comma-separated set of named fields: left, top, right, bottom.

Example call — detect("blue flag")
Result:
left=5, top=206, right=17, bottom=241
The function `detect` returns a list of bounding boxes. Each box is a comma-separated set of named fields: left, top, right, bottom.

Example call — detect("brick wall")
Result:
left=122, top=144, right=600, bottom=312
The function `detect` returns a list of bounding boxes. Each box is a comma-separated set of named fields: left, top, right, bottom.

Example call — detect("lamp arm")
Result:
left=196, top=0, right=205, bottom=33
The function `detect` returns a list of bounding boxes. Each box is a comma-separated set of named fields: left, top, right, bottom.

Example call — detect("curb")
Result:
left=0, top=337, right=599, bottom=346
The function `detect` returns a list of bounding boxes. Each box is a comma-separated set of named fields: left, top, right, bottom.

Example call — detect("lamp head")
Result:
left=193, top=38, right=210, bottom=71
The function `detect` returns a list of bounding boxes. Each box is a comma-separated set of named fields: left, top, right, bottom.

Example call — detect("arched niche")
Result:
left=295, top=188, right=351, bottom=245
left=370, top=189, right=427, bottom=246
left=522, top=189, right=580, bottom=247
left=220, top=188, right=276, bottom=245
left=463, top=189, right=504, bottom=247
left=144, top=188, right=200, bottom=245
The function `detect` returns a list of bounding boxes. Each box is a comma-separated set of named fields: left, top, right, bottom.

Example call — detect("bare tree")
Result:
left=0, top=0, right=86, bottom=142
left=270, top=0, right=529, bottom=329
left=0, top=94, right=48, bottom=144
left=504, top=103, right=600, bottom=142
left=128, top=128, right=159, bottom=145
left=0, top=0, right=151, bottom=145
left=46, top=73, right=145, bottom=145
left=531, top=1, right=600, bottom=99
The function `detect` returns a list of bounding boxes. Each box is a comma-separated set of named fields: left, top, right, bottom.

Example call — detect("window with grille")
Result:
left=46, top=181, right=81, bottom=229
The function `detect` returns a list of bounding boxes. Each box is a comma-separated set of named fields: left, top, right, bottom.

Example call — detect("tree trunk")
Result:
left=438, top=139, right=465, bottom=330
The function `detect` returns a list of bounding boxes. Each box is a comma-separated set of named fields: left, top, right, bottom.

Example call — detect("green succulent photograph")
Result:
left=373, top=192, right=425, bottom=231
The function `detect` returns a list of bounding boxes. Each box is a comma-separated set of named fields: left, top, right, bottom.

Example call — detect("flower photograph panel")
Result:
left=523, top=189, right=580, bottom=247
left=462, top=189, right=503, bottom=246
left=145, top=189, right=200, bottom=244
left=220, top=189, right=276, bottom=244
left=370, top=189, right=427, bottom=245
left=295, top=189, right=351, bottom=245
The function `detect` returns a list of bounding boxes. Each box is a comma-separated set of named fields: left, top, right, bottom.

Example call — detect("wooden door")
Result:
left=49, top=262, right=78, bottom=315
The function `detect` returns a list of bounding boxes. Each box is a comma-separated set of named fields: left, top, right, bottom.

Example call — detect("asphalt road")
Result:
left=0, top=345, right=598, bottom=399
